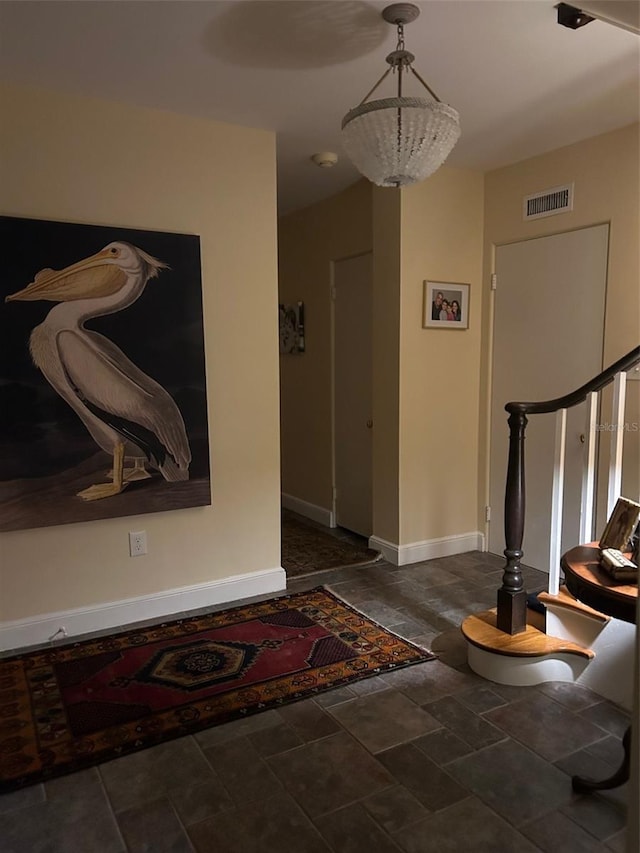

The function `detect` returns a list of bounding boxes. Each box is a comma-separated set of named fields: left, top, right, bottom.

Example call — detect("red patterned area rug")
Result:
left=0, top=587, right=434, bottom=792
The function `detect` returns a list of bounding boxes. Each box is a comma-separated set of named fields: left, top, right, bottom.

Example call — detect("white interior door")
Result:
left=489, top=225, right=609, bottom=572
left=334, top=253, right=373, bottom=537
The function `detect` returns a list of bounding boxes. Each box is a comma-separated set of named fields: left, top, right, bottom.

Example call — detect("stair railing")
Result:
left=497, top=345, right=640, bottom=635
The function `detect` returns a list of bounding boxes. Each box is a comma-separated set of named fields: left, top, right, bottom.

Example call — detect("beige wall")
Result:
left=399, top=168, right=485, bottom=544
left=279, top=169, right=485, bottom=549
left=371, top=188, right=402, bottom=543
left=0, top=84, right=280, bottom=621
left=480, top=124, right=640, bottom=532
left=278, top=180, right=372, bottom=511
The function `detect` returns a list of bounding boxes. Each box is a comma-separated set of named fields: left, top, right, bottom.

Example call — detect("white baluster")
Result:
left=607, top=372, right=626, bottom=517
left=549, top=408, right=567, bottom=596
left=579, top=391, right=598, bottom=544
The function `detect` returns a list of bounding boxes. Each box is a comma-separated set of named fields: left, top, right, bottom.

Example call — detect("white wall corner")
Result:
left=281, top=493, right=335, bottom=527
left=0, top=567, right=287, bottom=653
left=369, top=531, right=485, bottom=566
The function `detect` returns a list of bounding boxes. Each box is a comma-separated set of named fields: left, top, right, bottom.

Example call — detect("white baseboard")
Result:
left=369, top=531, right=485, bottom=566
left=0, top=567, right=287, bottom=653
left=282, top=493, right=335, bottom=527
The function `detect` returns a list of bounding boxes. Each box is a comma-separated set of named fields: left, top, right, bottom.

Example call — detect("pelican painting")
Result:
left=1, top=216, right=210, bottom=531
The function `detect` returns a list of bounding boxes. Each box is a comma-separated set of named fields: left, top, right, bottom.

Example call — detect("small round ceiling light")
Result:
left=341, top=3, right=461, bottom=188
left=311, top=151, right=339, bottom=168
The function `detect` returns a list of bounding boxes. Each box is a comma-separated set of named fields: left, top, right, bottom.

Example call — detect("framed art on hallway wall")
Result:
left=423, top=280, right=469, bottom=329
left=0, top=215, right=211, bottom=532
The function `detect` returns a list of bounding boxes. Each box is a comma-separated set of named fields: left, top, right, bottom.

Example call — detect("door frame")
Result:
left=484, top=223, right=609, bottom=564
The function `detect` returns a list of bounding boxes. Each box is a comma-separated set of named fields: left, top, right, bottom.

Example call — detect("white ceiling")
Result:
left=1, top=1, right=638, bottom=214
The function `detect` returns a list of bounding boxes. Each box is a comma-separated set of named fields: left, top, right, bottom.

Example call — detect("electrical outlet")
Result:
left=129, top=530, right=147, bottom=557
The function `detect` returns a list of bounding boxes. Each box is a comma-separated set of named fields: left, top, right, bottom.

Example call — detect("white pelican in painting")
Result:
left=6, top=241, right=191, bottom=501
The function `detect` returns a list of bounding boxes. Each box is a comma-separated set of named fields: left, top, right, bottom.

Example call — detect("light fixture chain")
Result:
left=397, top=21, right=405, bottom=51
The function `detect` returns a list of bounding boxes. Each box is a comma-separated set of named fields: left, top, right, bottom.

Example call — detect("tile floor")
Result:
left=0, top=547, right=630, bottom=852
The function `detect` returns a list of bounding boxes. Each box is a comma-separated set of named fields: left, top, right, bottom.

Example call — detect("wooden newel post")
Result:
left=497, top=409, right=528, bottom=634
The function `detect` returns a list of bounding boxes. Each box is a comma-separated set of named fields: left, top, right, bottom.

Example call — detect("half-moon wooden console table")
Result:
left=561, top=544, right=637, bottom=793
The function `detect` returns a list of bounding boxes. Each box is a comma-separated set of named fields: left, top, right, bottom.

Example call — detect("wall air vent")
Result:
left=523, top=183, right=574, bottom=221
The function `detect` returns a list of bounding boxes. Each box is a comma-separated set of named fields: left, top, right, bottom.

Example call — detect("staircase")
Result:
left=462, top=346, right=640, bottom=710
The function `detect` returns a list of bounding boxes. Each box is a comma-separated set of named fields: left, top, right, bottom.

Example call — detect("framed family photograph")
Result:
left=423, top=281, right=469, bottom=329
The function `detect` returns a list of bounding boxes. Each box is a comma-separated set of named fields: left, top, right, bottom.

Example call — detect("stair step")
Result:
left=537, top=585, right=611, bottom=624
left=461, top=608, right=595, bottom=660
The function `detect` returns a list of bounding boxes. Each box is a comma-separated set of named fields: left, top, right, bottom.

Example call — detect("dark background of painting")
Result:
left=0, top=216, right=211, bottom=529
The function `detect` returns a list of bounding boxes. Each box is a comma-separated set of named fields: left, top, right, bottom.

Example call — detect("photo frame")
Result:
left=279, top=301, right=305, bottom=354
left=423, top=281, right=469, bottom=329
left=599, top=497, right=640, bottom=551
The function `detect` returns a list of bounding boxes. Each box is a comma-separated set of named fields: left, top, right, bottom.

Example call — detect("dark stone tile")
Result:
left=193, top=708, right=283, bottom=748
left=314, top=685, right=358, bottom=707
left=202, top=736, right=283, bottom=804
left=366, top=581, right=435, bottom=612
left=355, top=564, right=405, bottom=583
left=408, top=632, right=439, bottom=651
left=361, top=785, right=429, bottom=834
left=266, top=731, right=394, bottom=818
left=117, top=797, right=193, bottom=853
left=446, top=739, right=573, bottom=826
left=439, top=608, right=476, bottom=627
left=382, top=659, right=476, bottom=705
left=555, top=746, right=619, bottom=781
left=100, top=737, right=215, bottom=812
left=488, top=682, right=540, bottom=703
left=395, top=601, right=452, bottom=633
left=428, top=628, right=469, bottom=668
left=439, top=562, right=502, bottom=583
left=393, top=795, right=540, bottom=853
left=605, top=828, right=627, bottom=852
left=328, top=689, right=441, bottom=753
left=537, top=681, right=603, bottom=711
left=578, top=702, right=631, bottom=739
left=377, top=742, right=469, bottom=812
left=485, top=693, right=608, bottom=760
left=407, top=581, right=485, bottom=614
left=44, top=767, right=102, bottom=799
left=585, top=735, right=627, bottom=768
left=469, top=569, right=506, bottom=588
left=189, top=790, right=330, bottom=853
left=388, top=618, right=434, bottom=640
left=277, top=698, right=342, bottom=741
left=0, top=783, right=45, bottom=814
left=412, top=728, right=474, bottom=765
left=247, top=721, right=303, bottom=756
left=314, top=802, right=402, bottom=852
left=353, top=599, right=412, bottom=626
left=424, top=696, right=506, bottom=749
left=167, top=778, right=233, bottom=826
left=329, top=577, right=393, bottom=597
left=348, top=675, right=391, bottom=696
left=521, top=808, right=612, bottom=852
left=0, top=772, right=125, bottom=853
left=395, top=564, right=461, bottom=588
left=454, top=685, right=507, bottom=714
left=560, top=794, right=627, bottom=841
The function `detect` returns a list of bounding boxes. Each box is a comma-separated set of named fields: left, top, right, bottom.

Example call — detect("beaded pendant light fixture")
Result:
left=341, top=3, right=461, bottom=187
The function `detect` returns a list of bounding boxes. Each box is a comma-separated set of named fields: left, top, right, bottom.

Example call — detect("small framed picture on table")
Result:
left=599, top=497, right=640, bottom=551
